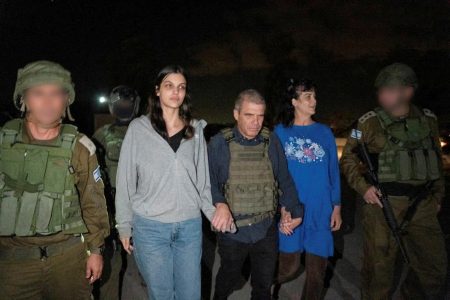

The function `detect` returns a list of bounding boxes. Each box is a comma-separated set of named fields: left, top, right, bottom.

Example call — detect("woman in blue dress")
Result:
left=275, top=78, right=342, bottom=300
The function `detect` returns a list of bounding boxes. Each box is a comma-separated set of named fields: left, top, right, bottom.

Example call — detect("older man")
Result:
left=209, top=89, right=303, bottom=300
left=0, top=60, right=110, bottom=299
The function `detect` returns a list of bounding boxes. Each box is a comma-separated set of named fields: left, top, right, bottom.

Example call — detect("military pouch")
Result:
left=106, top=140, right=122, bottom=162
left=44, top=154, right=70, bottom=193
left=23, top=148, right=48, bottom=186
left=0, top=148, right=24, bottom=181
left=61, top=193, right=87, bottom=234
left=15, top=191, right=39, bottom=236
left=398, top=151, right=412, bottom=180
left=35, top=193, right=54, bottom=234
left=425, top=150, right=440, bottom=180
left=413, top=149, right=427, bottom=180
left=0, top=194, right=18, bottom=235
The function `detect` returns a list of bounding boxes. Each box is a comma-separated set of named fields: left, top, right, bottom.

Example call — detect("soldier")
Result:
left=340, top=63, right=447, bottom=299
left=92, top=85, right=141, bottom=300
left=93, top=85, right=141, bottom=199
left=209, top=89, right=304, bottom=300
left=0, top=60, right=110, bottom=299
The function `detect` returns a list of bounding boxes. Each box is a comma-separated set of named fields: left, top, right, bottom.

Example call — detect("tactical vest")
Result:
left=223, top=127, right=278, bottom=217
left=0, top=119, right=88, bottom=236
left=100, top=125, right=127, bottom=188
left=375, top=107, right=441, bottom=182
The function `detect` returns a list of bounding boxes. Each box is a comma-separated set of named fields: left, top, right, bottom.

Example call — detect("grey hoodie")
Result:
left=115, top=115, right=215, bottom=238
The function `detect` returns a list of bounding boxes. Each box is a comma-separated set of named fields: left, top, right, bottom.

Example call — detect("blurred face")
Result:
left=156, top=73, right=186, bottom=110
left=377, top=86, right=414, bottom=117
left=292, top=89, right=316, bottom=118
left=24, top=84, right=68, bottom=125
left=233, top=99, right=265, bottom=139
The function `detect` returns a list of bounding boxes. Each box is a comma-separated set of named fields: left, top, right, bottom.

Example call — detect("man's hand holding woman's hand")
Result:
left=212, top=203, right=235, bottom=233
left=279, top=207, right=302, bottom=236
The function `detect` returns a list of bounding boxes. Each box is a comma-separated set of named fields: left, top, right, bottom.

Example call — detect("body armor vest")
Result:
left=223, top=128, right=278, bottom=216
left=375, top=107, right=441, bottom=182
left=0, top=119, right=88, bottom=236
left=100, top=125, right=127, bottom=188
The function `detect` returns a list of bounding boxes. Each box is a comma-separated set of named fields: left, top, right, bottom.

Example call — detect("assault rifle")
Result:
left=358, top=142, right=410, bottom=264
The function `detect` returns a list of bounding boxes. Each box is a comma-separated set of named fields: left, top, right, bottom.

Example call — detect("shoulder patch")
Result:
left=350, top=129, right=362, bottom=140
left=358, top=111, right=377, bottom=124
left=78, top=135, right=96, bottom=156
left=422, top=108, right=437, bottom=120
left=93, top=165, right=102, bottom=182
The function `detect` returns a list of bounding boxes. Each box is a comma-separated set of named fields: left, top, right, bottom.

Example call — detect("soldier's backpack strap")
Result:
left=1, top=118, right=24, bottom=145
left=373, top=107, right=406, bottom=147
left=260, top=127, right=271, bottom=157
left=260, top=127, right=271, bottom=143
left=60, top=124, right=79, bottom=150
left=373, top=107, right=394, bottom=129
left=420, top=107, right=439, bottom=150
left=220, top=128, right=235, bottom=143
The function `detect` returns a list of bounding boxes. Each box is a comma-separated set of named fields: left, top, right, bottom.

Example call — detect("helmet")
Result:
left=108, top=85, right=140, bottom=122
left=374, top=63, right=418, bottom=89
left=13, top=60, right=75, bottom=112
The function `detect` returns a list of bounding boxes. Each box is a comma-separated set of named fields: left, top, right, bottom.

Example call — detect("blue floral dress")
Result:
left=275, top=123, right=341, bottom=257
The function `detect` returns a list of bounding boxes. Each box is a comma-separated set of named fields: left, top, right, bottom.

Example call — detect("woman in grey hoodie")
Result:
left=115, top=65, right=220, bottom=300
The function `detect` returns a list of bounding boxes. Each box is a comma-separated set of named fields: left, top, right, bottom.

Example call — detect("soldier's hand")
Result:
left=330, top=205, right=342, bottom=231
left=120, top=237, right=133, bottom=255
left=212, top=203, right=234, bottom=233
left=363, top=186, right=383, bottom=208
left=86, top=253, right=103, bottom=284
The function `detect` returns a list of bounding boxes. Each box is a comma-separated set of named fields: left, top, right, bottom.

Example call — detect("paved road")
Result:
left=117, top=189, right=449, bottom=300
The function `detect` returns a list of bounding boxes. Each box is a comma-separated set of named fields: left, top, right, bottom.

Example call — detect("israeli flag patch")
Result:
left=350, top=129, right=362, bottom=140
left=93, top=166, right=102, bottom=182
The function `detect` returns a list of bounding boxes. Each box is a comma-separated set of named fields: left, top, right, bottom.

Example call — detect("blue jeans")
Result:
left=133, top=214, right=202, bottom=300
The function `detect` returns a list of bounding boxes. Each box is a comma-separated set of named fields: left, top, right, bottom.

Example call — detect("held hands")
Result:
left=330, top=205, right=342, bottom=231
left=86, top=253, right=103, bottom=284
left=279, top=207, right=302, bottom=236
left=212, top=203, right=235, bottom=233
left=363, top=186, right=383, bottom=208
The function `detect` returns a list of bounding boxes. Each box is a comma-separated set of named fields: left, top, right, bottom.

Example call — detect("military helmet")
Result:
left=374, top=63, right=418, bottom=89
left=13, top=60, right=75, bottom=112
left=108, top=85, right=140, bottom=122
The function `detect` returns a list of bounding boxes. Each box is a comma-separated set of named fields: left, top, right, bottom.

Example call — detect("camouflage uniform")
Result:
left=340, top=63, right=447, bottom=299
left=0, top=61, right=110, bottom=300
left=92, top=85, right=140, bottom=300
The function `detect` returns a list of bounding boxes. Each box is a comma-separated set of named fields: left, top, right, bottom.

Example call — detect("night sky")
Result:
left=1, top=0, right=449, bottom=134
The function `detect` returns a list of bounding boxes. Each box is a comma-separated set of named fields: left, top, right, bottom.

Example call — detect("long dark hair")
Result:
left=149, top=65, right=194, bottom=140
left=275, top=78, right=316, bottom=127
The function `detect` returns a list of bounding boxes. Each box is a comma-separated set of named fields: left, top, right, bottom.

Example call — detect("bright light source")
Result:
left=98, top=96, right=107, bottom=104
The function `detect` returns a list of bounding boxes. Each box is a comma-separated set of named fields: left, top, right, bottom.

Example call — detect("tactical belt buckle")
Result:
left=39, top=246, right=48, bottom=261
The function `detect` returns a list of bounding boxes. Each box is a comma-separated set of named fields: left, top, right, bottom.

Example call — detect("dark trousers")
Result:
left=276, top=252, right=327, bottom=300
left=213, top=224, right=278, bottom=300
left=302, top=253, right=328, bottom=300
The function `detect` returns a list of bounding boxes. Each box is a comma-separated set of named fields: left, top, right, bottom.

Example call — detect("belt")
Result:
left=380, top=182, right=430, bottom=198
left=0, top=236, right=83, bottom=261
left=234, top=211, right=275, bottom=227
